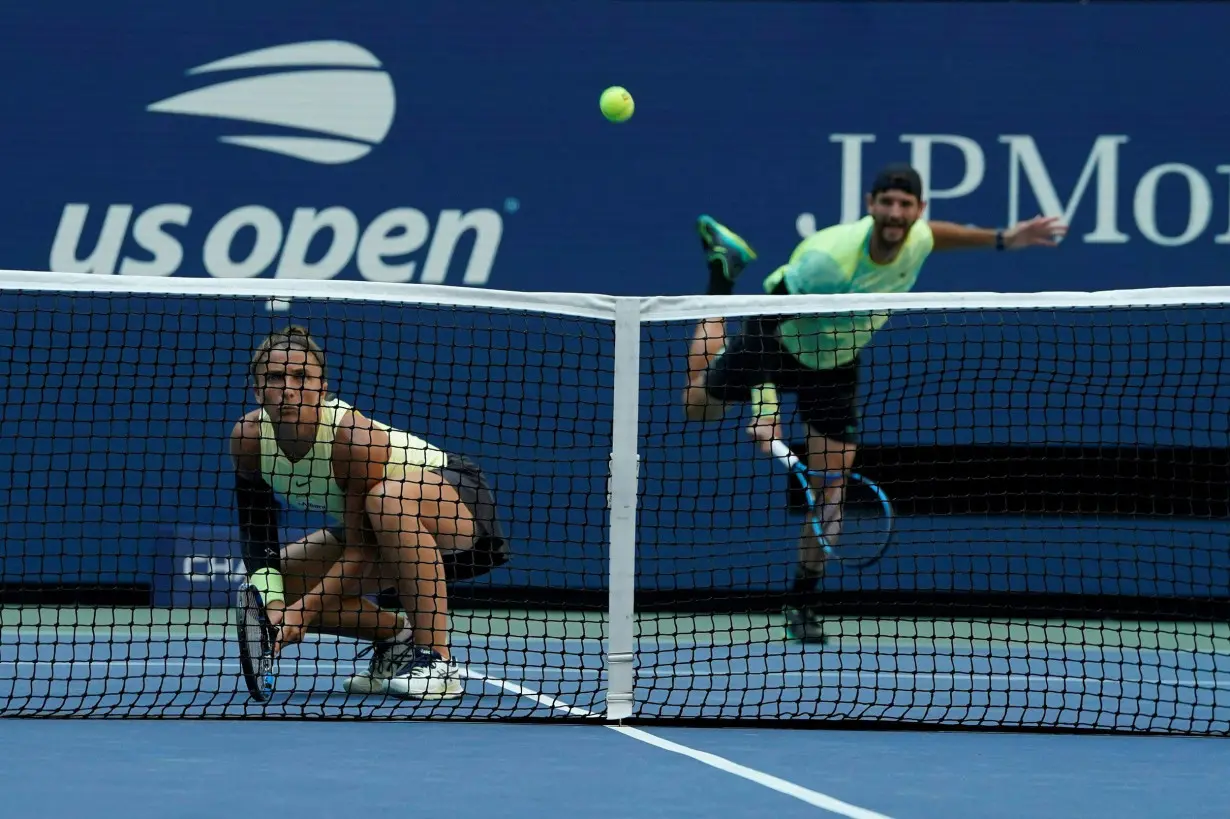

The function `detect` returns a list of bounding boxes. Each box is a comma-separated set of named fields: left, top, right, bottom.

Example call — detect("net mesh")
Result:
left=637, top=300, right=1230, bottom=733
left=1, top=275, right=1228, bottom=733
left=0, top=284, right=614, bottom=718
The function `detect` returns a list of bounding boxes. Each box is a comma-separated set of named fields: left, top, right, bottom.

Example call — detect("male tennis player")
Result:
left=231, top=325, right=508, bottom=698
left=683, top=164, right=1066, bottom=643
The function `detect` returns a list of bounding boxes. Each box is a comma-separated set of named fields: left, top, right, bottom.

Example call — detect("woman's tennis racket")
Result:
left=768, top=438, right=895, bottom=569
left=235, top=581, right=277, bottom=702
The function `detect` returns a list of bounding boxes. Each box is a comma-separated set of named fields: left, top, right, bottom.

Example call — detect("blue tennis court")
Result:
left=3, top=608, right=1229, bottom=818
left=5, top=609, right=1228, bottom=728
left=4, top=719, right=1228, bottom=819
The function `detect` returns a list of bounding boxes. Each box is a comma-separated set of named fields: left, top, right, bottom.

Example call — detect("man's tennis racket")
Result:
left=768, top=438, right=895, bottom=569
left=235, top=581, right=277, bottom=702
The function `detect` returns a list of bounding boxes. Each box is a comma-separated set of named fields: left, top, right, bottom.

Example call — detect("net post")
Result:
left=605, top=297, right=640, bottom=721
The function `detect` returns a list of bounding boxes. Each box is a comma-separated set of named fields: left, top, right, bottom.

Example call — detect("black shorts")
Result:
left=704, top=317, right=861, bottom=443
left=327, top=451, right=509, bottom=584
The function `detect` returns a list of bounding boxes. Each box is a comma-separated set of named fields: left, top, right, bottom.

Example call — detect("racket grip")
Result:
left=768, top=438, right=801, bottom=471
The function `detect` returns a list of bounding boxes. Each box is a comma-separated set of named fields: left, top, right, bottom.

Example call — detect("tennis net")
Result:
left=0, top=271, right=1227, bottom=733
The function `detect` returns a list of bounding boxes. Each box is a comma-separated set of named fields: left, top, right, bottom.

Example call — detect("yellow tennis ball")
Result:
left=599, top=86, right=634, bottom=123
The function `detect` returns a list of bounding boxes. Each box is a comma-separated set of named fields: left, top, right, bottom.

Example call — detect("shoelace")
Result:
left=409, top=649, right=437, bottom=670
left=352, top=642, right=380, bottom=664
left=354, top=643, right=440, bottom=676
left=352, top=641, right=406, bottom=676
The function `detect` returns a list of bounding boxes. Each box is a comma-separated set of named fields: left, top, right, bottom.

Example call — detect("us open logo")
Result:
left=147, top=40, right=396, bottom=165
left=50, top=40, right=507, bottom=283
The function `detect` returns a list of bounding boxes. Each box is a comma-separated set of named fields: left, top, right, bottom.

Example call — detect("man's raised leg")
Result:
left=682, top=216, right=758, bottom=421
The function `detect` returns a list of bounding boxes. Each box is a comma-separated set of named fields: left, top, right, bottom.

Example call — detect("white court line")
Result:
left=459, top=667, right=898, bottom=819
left=610, top=726, right=897, bottom=819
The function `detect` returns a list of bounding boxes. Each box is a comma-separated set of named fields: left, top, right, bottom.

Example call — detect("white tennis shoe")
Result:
left=386, top=647, right=464, bottom=700
left=343, top=638, right=418, bottom=695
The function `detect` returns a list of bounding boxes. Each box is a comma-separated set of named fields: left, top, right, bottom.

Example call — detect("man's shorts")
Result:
left=327, top=451, right=509, bottom=584
left=703, top=317, right=861, bottom=443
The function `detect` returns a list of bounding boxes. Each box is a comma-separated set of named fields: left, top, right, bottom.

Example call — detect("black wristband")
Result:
left=995, top=229, right=1006, bottom=251
left=235, top=472, right=281, bottom=573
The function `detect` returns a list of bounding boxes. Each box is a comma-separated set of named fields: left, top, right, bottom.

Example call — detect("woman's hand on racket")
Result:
left=270, top=601, right=315, bottom=655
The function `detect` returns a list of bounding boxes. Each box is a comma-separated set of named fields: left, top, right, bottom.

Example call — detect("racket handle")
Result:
left=769, top=440, right=844, bottom=488
left=768, top=438, right=802, bottom=472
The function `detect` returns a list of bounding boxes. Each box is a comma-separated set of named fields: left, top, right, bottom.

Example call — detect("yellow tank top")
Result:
left=258, top=397, right=447, bottom=524
left=761, top=216, right=935, bottom=369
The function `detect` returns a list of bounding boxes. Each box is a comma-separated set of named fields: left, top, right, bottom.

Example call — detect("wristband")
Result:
left=751, top=384, right=780, bottom=419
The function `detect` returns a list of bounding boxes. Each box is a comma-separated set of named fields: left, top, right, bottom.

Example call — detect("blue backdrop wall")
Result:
left=1, top=1, right=1227, bottom=294
left=1, top=1, right=1227, bottom=607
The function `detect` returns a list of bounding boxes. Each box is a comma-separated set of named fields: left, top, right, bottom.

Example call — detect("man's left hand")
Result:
left=1004, top=215, right=1068, bottom=249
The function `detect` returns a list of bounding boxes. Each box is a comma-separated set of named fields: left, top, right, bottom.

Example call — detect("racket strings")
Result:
left=237, top=585, right=276, bottom=702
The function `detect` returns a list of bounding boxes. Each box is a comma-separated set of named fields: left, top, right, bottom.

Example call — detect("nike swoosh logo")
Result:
left=293, top=479, right=310, bottom=489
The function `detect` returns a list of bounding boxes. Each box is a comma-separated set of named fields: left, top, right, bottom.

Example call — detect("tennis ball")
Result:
left=599, top=86, right=634, bottom=123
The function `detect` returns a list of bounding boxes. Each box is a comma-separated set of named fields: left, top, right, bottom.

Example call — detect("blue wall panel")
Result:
left=1, top=2, right=1227, bottom=602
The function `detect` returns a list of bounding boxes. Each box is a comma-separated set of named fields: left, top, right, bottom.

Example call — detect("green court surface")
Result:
left=4, top=606, right=1229, bottom=653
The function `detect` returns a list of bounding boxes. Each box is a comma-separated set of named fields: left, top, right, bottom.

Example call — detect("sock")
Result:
left=706, top=258, right=733, bottom=296
left=790, top=564, right=822, bottom=608
left=386, top=617, right=414, bottom=645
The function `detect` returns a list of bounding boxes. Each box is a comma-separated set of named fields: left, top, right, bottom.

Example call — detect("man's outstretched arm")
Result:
left=931, top=215, right=1067, bottom=252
